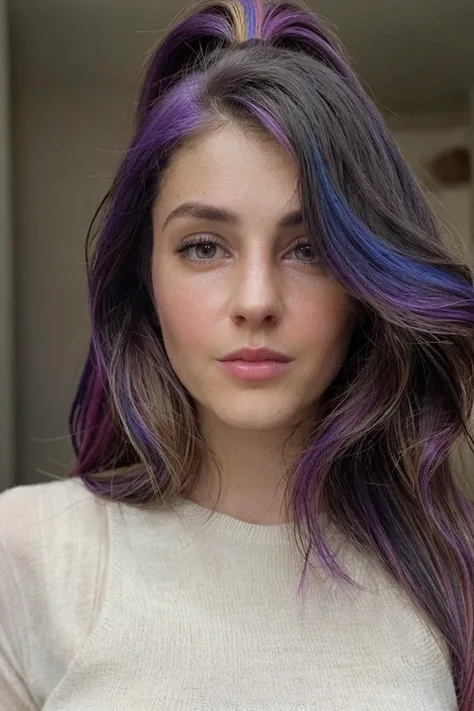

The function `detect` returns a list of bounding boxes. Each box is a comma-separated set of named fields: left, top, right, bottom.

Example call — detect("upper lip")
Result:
left=220, top=347, right=293, bottom=362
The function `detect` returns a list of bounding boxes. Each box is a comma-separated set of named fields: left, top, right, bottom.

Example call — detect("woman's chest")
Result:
left=42, top=575, right=457, bottom=711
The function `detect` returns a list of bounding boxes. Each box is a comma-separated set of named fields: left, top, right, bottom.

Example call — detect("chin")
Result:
left=212, top=401, right=303, bottom=432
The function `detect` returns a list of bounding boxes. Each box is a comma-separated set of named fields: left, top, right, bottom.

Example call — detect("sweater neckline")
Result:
left=172, top=495, right=298, bottom=545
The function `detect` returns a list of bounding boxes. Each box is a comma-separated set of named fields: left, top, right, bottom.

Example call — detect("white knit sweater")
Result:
left=0, top=478, right=457, bottom=710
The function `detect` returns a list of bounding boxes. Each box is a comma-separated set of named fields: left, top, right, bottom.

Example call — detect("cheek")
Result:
left=294, top=283, right=355, bottom=351
left=152, top=269, right=220, bottom=354
left=298, top=303, right=355, bottom=390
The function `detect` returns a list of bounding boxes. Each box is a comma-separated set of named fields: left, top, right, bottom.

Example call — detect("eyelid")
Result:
left=177, top=233, right=227, bottom=248
left=283, top=236, right=312, bottom=256
left=175, top=231, right=307, bottom=247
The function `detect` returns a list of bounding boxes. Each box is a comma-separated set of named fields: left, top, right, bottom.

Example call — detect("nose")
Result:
left=228, top=254, right=282, bottom=330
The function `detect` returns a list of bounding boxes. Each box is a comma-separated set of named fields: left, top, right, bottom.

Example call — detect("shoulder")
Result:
left=0, top=477, right=111, bottom=702
left=0, top=475, right=106, bottom=536
left=0, top=477, right=110, bottom=576
left=0, top=475, right=110, bottom=621
left=1, top=472, right=107, bottom=526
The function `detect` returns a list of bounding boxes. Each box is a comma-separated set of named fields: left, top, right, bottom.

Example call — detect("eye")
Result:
left=173, top=235, right=229, bottom=263
left=287, top=239, right=319, bottom=266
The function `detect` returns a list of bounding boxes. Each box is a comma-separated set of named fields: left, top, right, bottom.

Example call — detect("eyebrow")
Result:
left=161, top=201, right=303, bottom=231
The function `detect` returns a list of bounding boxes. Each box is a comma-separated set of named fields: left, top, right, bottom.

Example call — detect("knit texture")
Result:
left=0, top=478, right=457, bottom=710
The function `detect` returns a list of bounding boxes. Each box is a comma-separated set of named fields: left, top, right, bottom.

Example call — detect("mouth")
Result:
left=218, top=348, right=293, bottom=382
left=219, top=347, right=293, bottom=363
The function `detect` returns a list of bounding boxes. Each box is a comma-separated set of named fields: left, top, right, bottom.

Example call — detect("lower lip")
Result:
left=218, top=359, right=292, bottom=382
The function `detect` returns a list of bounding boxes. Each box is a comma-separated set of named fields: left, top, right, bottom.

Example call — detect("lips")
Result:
left=220, top=347, right=292, bottom=363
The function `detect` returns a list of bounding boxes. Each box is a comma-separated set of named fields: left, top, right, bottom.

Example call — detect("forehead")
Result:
left=155, top=122, right=301, bottom=220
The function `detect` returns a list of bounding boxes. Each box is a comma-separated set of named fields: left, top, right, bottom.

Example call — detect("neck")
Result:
left=189, top=411, right=308, bottom=524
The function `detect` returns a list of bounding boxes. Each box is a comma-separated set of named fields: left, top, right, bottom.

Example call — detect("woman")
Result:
left=1, top=0, right=473, bottom=708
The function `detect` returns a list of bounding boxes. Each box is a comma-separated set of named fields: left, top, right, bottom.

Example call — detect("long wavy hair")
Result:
left=69, top=0, right=474, bottom=705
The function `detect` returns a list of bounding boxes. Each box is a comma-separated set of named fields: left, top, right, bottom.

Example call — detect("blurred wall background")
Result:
left=0, top=0, right=13, bottom=490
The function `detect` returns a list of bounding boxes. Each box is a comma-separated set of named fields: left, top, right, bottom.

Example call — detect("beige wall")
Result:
left=13, top=82, right=132, bottom=484
left=0, top=0, right=14, bottom=489
left=11, top=81, right=473, bottom=484
left=393, top=125, right=471, bottom=258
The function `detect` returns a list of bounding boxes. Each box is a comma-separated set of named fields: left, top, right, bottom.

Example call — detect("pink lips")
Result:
left=218, top=347, right=293, bottom=382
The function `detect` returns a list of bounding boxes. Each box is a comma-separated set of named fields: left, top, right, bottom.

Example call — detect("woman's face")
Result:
left=151, top=122, right=356, bottom=433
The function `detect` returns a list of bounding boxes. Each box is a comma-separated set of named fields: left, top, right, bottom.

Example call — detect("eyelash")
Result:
left=172, top=234, right=319, bottom=267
